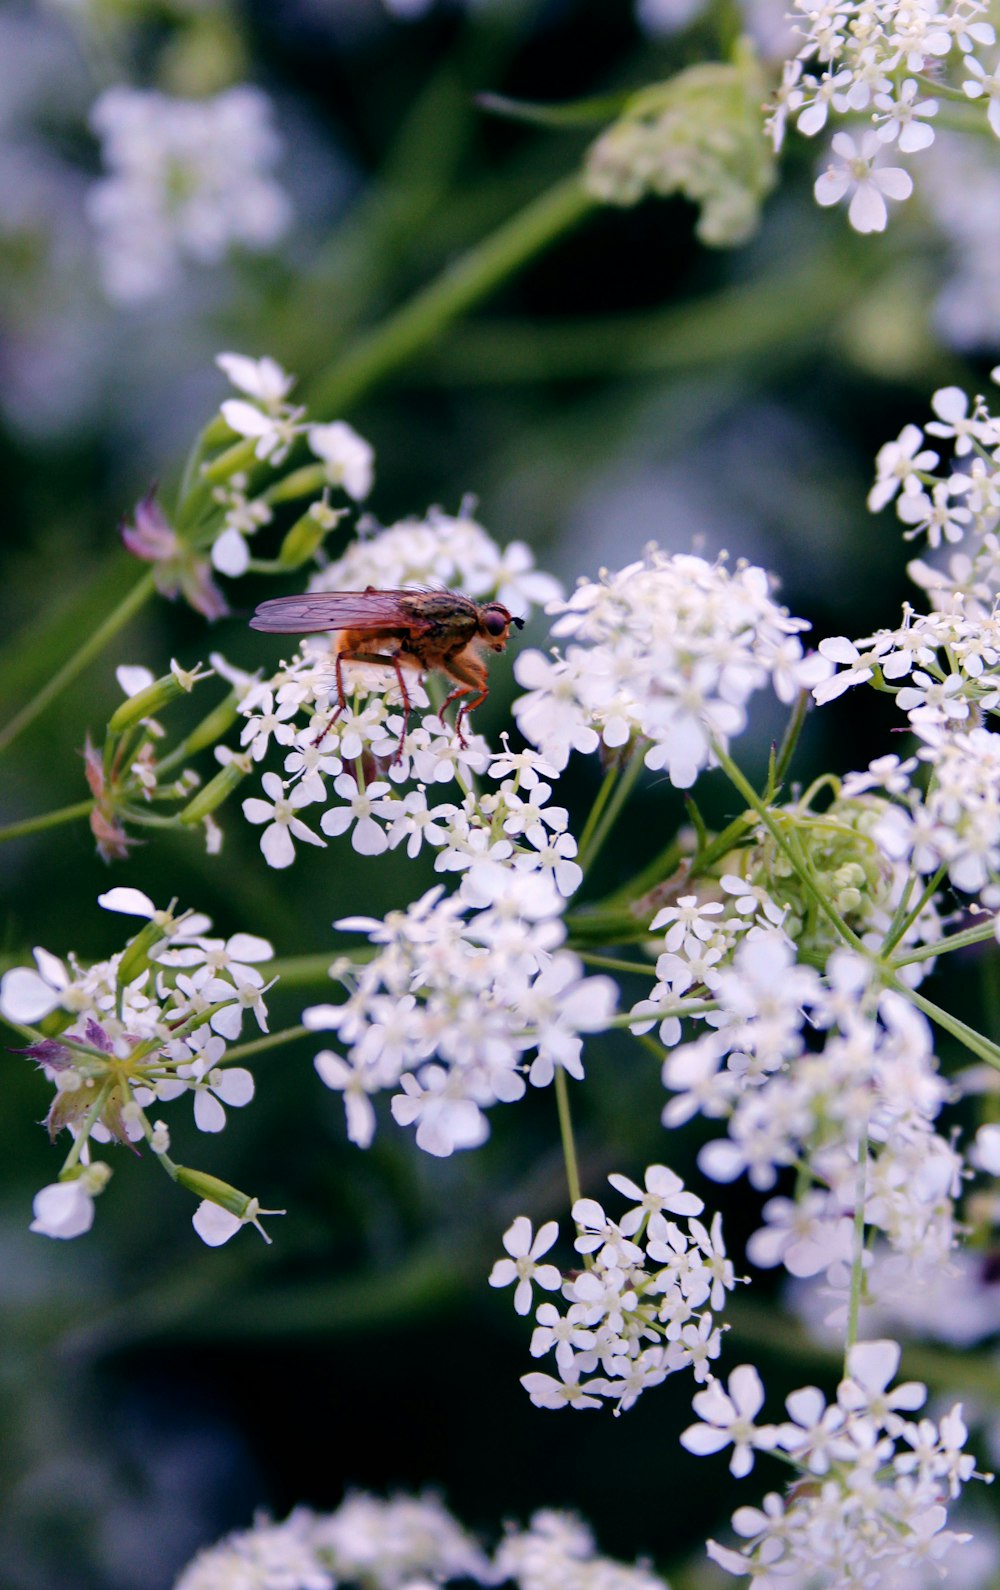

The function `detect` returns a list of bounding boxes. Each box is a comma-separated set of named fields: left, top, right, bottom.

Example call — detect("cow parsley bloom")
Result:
left=306, top=502, right=561, bottom=615
left=0, top=893, right=275, bottom=1241
left=701, top=1345, right=985, bottom=1584
left=305, top=879, right=616, bottom=1155
left=87, top=86, right=291, bottom=304
left=503, top=1169, right=735, bottom=1416
left=174, top=1491, right=664, bottom=1590
left=512, top=548, right=826, bottom=785
left=814, top=132, right=913, bottom=233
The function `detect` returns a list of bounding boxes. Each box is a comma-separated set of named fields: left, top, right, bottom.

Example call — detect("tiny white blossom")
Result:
left=489, top=1216, right=563, bottom=1315
left=814, top=131, right=913, bottom=233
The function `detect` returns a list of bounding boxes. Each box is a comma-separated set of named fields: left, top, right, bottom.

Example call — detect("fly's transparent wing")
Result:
left=249, top=591, right=431, bottom=635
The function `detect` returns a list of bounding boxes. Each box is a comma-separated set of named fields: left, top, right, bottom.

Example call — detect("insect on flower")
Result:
left=250, top=587, right=525, bottom=758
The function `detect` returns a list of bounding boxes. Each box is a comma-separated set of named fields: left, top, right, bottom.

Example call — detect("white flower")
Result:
left=814, top=131, right=913, bottom=233
left=925, top=384, right=991, bottom=455
left=0, top=947, right=76, bottom=1023
left=217, top=353, right=295, bottom=406
left=520, top=1365, right=608, bottom=1411
left=971, top=1122, right=1000, bottom=1174
left=837, top=1338, right=926, bottom=1431
left=88, top=89, right=291, bottom=304
left=221, top=399, right=302, bottom=464
left=189, top=1064, right=255, bottom=1133
left=607, top=1165, right=704, bottom=1234
left=868, top=424, right=938, bottom=511
left=680, top=1364, right=778, bottom=1477
left=514, top=551, right=810, bottom=786
left=963, top=54, right=1000, bottom=136
left=308, top=422, right=375, bottom=501
left=306, top=505, right=558, bottom=619
left=489, top=1216, right=563, bottom=1315
left=243, top=771, right=327, bottom=868
left=116, top=664, right=155, bottom=697
left=874, top=80, right=937, bottom=151
left=390, top=1065, right=489, bottom=1157
left=30, top=1177, right=98, bottom=1240
left=320, top=774, right=392, bottom=855
left=192, top=1196, right=283, bottom=1247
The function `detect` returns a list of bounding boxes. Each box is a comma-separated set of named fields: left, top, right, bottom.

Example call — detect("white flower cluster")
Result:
left=307, top=501, right=561, bottom=614
left=304, top=878, right=617, bottom=1157
left=817, top=375, right=1000, bottom=895
left=88, top=87, right=291, bottom=304
left=653, top=932, right=962, bottom=1297
left=512, top=548, right=827, bottom=786
left=0, top=888, right=273, bottom=1241
left=629, top=884, right=794, bottom=1049
left=491, top=1167, right=736, bottom=1416
left=767, top=0, right=999, bottom=233
left=690, top=1344, right=984, bottom=1584
left=174, top=1491, right=667, bottom=1590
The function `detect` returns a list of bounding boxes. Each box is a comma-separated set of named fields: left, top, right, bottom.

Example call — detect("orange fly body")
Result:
left=250, top=586, right=524, bottom=757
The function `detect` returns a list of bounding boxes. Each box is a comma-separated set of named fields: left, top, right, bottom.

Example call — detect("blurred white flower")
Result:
left=87, top=86, right=292, bottom=304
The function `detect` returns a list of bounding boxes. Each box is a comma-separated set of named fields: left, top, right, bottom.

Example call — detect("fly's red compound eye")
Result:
left=483, top=608, right=509, bottom=637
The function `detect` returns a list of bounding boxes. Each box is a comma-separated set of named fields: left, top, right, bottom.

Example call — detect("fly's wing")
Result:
left=249, top=590, right=433, bottom=635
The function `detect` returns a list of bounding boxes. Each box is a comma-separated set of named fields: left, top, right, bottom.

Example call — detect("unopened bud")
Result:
left=178, top=755, right=251, bottom=824
left=278, top=502, right=347, bottom=569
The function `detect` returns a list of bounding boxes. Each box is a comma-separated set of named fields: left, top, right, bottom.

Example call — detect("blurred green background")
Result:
left=1, top=1, right=998, bottom=1586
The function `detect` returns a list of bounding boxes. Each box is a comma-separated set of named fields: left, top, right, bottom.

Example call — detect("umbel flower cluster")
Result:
left=306, top=878, right=616, bottom=1157
left=88, top=87, right=291, bottom=304
left=235, top=511, right=563, bottom=872
left=0, top=889, right=277, bottom=1245
left=820, top=370, right=1000, bottom=897
left=174, top=1491, right=667, bottom=1590
left=688, top=1343, right=985, bottom=1584
left=511, top=548, right=827, bottom=784
left=490, top=1169, right=736, bottom=1415
left=767, top=0, right=1000, bottom=232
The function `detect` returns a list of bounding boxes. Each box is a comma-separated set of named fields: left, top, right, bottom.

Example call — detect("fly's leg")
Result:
left=310, top=650, right=350, bottom=748
left=438, top=654, right=488, bottom=748
left=312, top=649, right=414, bottom=764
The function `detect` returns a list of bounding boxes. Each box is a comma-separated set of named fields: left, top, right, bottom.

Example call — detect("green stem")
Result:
left=553, top=1067, right=582, bottom=1210
left=712, top=740, right=867, bottom=956
left=890, top=917, right=997, bottom=968
left=768, top=689, right=810, bottom=797
left=61, top=1079, right=116, bottom=1174
left=0, top=570, right=156, bottom=756
left=267, top=953, right=340, bottom=985
left=881, top=863, right=948, bottom=958
left=0, top=799, right=94, bottom=845
left=576, top=951, right=655, bottom=976
left=576, top=750, right=645, bottom=876
left=845, top=1125, right=869, bottom=1355
left=895, top=983, right=1000, bottom=1071
left=307, top=175, right=594, bottom=419
left=420, top=253, right=867, bottom=385
left=575, top=763, right=620, bottom=870
left=222, top=1025, right=310, bottom=1063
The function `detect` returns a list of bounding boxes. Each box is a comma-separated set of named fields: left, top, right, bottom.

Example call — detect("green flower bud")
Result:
left=117, top=918, right=172, bottom=986
left=174, top=1166, right=254, bottom=1216
left=278, top=501, right=347, bottom=569
left=178, top=755, right=251, bottom=824
left=584, top=44, right=776, bottom=247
